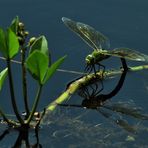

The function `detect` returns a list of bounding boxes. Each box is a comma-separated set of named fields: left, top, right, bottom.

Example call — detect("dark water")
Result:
left=0, top=0, right=148, bottom=147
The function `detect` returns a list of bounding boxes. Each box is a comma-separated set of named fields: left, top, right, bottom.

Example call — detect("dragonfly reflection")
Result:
left=58, top=57, right=148, bottom=132
left=58, top=99, right=148, bottom=133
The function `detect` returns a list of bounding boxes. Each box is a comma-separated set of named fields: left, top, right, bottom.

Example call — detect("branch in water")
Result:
left=41, top=64, right=148, bottom=122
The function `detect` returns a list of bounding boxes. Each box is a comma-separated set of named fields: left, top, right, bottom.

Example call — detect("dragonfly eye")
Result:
left=85, top=54, right=94, bottom=65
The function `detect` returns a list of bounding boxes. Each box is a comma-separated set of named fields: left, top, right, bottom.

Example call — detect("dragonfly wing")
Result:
left=77, top=22, right=110, bottom=50
left=62, top=17, right=82, bottom=36
left=62, top=17, right=96, bottom=50
left=98, top=107, right=137, bottom=133
left=104, top=102, right=148, bottom=120
left=115, top=119, right=137, bottom=133
left=103, top=48, right=148, bottom=62
left=97, top=108, right=112, bottom=118
left=62, top=17, right=110, bottom=50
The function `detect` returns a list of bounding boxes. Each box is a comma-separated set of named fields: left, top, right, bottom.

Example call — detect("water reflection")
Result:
left=1, top=102, right=148, bottom=147
left=41, top=107, right=148, bottom=147
left=0, top=124, right=42, bottom=147
left=0, top=109, right=46, bottom=147
left=57, top=59, right=148, bottom=134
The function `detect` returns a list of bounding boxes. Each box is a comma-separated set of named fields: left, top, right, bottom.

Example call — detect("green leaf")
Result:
left=0, top=28, right=19, bottom=59
left=26, top=51, right=49, bottom=84
left=43, top=55, right=67, bottom=84
left=0, top=68, right=8, bottom=91
left=10, top=16, right=19, bottom=34
left=6, top=28, right=19, bottom=58
left=30, top=36, right=49, bottom=56
left=0, top=28, right=7, bottom=57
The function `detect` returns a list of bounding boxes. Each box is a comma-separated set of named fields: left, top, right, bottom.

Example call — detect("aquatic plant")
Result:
left=0, top=16, right=66, bottom=127
left=0, top=17, right=148, bottom=147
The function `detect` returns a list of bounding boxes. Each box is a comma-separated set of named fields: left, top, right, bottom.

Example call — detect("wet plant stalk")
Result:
left=21, top=47, right=29, bottom=116
left=44, top=64, right=148, bottom=115
left=7, top=59, right=24, bottom=124
left=26, top=84, right=43, bottom=124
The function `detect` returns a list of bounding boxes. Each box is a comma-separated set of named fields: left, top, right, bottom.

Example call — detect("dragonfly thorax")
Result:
left=85, top=51, right=110, bottom=65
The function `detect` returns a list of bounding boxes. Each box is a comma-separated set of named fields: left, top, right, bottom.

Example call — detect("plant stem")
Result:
left=7, top=59, right=24, bottom=124
left=26, top=84, right=42, bottom=124
left=44, top=64, right=148, bottom=114
left=21, top=47, right=29, bottom=116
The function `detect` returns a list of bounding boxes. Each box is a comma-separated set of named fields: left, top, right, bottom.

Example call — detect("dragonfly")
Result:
left=62, top=17, right=148, bottom=73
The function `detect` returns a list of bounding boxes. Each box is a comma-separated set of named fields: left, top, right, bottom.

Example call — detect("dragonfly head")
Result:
left=82, top=98, right=103, bottom=109
left=82, top=99, right=94, bottom=109
left=85, top=54, right=95, bottom=65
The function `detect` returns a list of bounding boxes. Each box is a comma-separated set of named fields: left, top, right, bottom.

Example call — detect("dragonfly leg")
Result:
left=78, top=85, right=90, bottom=99
left=89, top=84, right=96, bottom=97
left=78, top=88, right=85, bottom=98
left=94, top=82, right=104, bottom=96
left=92, top=65, right=97, bottom=75
left=94, top=83, right=98, bottom=93
left=90, top=82, right=101, bottom=97
left=95, top=63, right=105, bottom=92
left=84, top=86, right=91, bottom=99
left=84, top=64, right=89, bottom=73
left=97, top=63, right=105, bottom=75
left=88, top=65, right=91, bottom=73
left=87, top=75, right=104, bottom=96
left=84, top=64, right=94, bottom=74
left=84, top=64, right=91, bottom=73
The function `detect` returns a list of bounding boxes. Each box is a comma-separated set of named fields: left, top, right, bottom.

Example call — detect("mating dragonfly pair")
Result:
left=62, top=16, right=148, bottom=96
left=58, top=17, right=148, bottom=132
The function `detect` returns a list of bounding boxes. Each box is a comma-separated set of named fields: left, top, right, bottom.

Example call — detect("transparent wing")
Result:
left=104, top=101, right=148, bottom=120
left=57, top=102, right=138, bottom=133
left=77, top=22, right=110, bottom=50
left=102, top=48, right=148, bottom=62
left=62, top=17, right=110, bottom=50
left=98, top=107, right=137, bottom=133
